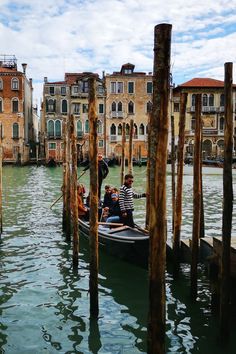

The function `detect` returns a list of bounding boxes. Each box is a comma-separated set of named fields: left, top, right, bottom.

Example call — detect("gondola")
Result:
left=78, top=219, right=149, bottom=268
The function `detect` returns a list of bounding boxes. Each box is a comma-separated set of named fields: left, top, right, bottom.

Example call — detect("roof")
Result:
left=0, top=66, right=18, bottom=73
left=65, top=72, right=99, bottom=85
left=179, top=78, right=225, bottom=88
left=46, top=81, right=66, bottom=85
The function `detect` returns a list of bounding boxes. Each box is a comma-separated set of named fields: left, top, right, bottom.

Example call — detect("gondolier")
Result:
left=119, top=174, right=146, bottom=228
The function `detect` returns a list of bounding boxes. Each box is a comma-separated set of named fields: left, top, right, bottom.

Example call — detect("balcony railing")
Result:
left=110, top=135, right=117, bottom=142
left=110, top=111, right=124, bottom=118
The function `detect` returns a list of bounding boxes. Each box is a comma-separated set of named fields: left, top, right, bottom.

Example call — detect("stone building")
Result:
left=105, top=63, right=152, bottom=159
left=41, top=73, right=105, bottom=163
left=173, top=78, right=236, bottom=158
left=0, top=55, right=35, bottom=163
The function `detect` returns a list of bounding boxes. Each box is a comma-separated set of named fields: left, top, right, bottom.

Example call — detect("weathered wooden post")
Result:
left=146, top=120, right=150, bottom=229
left=65, top=117, right=71, bottom=240
left=62, top=118, right=67, bottom=231
left=173, top=93, right=188, bottom=273
left=220, top=62, right=233, bottom=339
left=0, top=123, right=3, bottom=235
left=200, top=125, right=205, bottom=239
left=147, top=23, right=172, bottom=354
left=171, top=114, right=175, bottom=233
left=128, top=119, right=134, bottom=174
left=88, top=76, right=99, bottom=318
left=190, top=93, right=202, bottom=301
left=69, top=114, right=79, bottom=269
left=102, top=71, right=107, bottom=158
left=120, top=122, right=126, bottom=185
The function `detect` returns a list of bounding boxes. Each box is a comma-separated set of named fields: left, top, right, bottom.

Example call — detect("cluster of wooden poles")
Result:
left=56, top=23, right=234, bottom=353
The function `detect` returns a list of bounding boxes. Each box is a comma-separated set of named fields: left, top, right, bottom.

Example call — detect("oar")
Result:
left=50, top=170, right=87, bottom=209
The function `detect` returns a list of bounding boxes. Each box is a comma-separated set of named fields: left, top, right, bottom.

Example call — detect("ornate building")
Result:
left=173, top=78, right=236, bottom=158
left=0, top=55, right=35, bottom=163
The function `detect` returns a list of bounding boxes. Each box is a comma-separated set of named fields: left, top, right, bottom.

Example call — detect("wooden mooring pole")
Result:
left=62, top=118, right=67, bottom=231
left=65, top=118, right=71, bottom=240
left=70, top=114, right=79, bottom=269
left=147, top=23, right=172, bottom=354
left=145, top=121, right=150, bottom=230
left=120, top=122, right=126, bottom=185
left=171, top=114, right=175, bottom=234
left=173, top=93, right=187, bottom=274
left=128, top=119, right=134, bottom=174
left=0, top=123, right=3, bottom=235
left=220, top=62, right=233, bottom=339
left=190, top=94, right=202, bottom=301
left=88, top=77, right=99, bottom=318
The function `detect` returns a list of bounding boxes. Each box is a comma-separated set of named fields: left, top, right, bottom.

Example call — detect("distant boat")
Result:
left=46, top=158, right=57, bottom=167
left=79, top=219, right=149, bottom=268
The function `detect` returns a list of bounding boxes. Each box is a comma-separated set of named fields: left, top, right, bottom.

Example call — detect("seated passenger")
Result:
left=106, top=193, right=121, bottom=224
left=103, top=185, right=112, bottom=208
left=77, top=184, right=89, bottom=221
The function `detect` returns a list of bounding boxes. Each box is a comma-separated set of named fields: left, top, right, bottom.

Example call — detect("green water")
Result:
left=0, top=165, right=236, bottom=353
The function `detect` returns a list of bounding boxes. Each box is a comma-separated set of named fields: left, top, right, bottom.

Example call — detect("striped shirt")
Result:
left=119, top=184, right=145, bottom=212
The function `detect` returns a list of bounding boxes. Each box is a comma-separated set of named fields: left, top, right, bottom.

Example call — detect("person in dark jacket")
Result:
left=119, top=174, right=146, bottom=227
left=83, top=153, right=109, bottom=199
left=106, top=193, right=121, bottom=223
left=103, top=185, right=112, bottom=208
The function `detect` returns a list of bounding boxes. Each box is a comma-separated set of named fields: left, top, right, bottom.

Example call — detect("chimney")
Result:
left=44, top=77, right=48, bottom=83
left=29, top=78, right=32, bottom=87
left=22, top=63, right=27, bottom=74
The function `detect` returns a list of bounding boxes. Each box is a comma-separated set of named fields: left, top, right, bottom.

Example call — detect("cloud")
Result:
left=0, top=0, right=236, bottom=105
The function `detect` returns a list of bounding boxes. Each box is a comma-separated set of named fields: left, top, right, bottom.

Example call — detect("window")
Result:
left=110, top=123, right=116, bottom=135
left=61, top=86, right=66, bottom=95
left=191, top=117, right=195, bottom=130
left=202, top=94, right=208, bottom=106
left=61, top=99, right=67, bottom=114
left=0, top=79, right=3, bottom=90
left=117, top=101, right=122, bottom=112
left=83, top=104, right=88, bottom=113
left=220, top=117, right=224, bottom=131
left=0, top=98, right=3, bottom=113
left=98, top=140, right=104, bottom=148
left=77, top=120, right=83, bottom=137
left=147, top=101, right=152, bottom=113
left=110, top=82, right=123, bottom=93
left=49, top=86, right=55, bottom=95
left=97, top=120, right=102, bottom=134
left=191, top=94, right=196, bottom=107
left=13, top=122, right=19, bottom=138
left=111, top=102, right=116, bottom=112
left=139, top=123, right=144, bottom=135
left=128, top=101, right=134, bottom=114
left=128, top=82, right=134, bottom=94
left=12, top=78, right=19, bottom=90
left=12, top=98, right=19, bottom=113
left=73, top=86, right=79, bottom=94
left=82, top=81, right=88, bottom=93
left=117, top=82, right=123, bottom=93
left=124, top=69, right=132, bottom=74
left=48, top=120, right=55, bottom=137
left=174, top=103, right=179, bottom=112
left=73, top=103, right=80, bottom=114
left=134, top=124, right=138, bottom=137
left=220, top=94, right=225, bottom=106
left=99, top=103, right=104, bottom=114
left=126, top=124, right=130, bottom=136
left=111, top=82, right=116, bottom=94
left=48, top=142, right=56, bottom=149
left=47, top=99, right=55, bottom=113
left=147, top=82, right=153, bottom=94
left=209, top=94, right=214, bottom=106
left=55, top=120, right=62, bottom=137
left=85, top=119, right=89, bottom=133
left=118, top=124, right=122, bottom=135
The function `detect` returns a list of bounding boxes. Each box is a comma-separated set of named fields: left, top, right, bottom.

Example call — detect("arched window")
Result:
left=191, top=94, right=196, bottom=107
left=111, top=102, right=116, bottom=112
left=11, top=78, right=19, bottom=90
left=126, top=123, right=130, bottom=135
left=77, top=120, right=82, bottom=132
left=139, top=123, right=144, bottom=135
left=202, top=94, right=208, bottom=106
left=85, top=119, right=89, bottom=133
left=134, top=123, right=138, bottom=137
left=55, top=120, right=61, bottom=137
left=220, top=117, right=224, bottom=131
left=118, top=101, right=122, bottom=112
left=47, top=99, right=55, bottom=113
left=146, top=101, right=152, bottom=113
left=209, top=94, right=214, bottom=106
left=61, top=99, right=67, bottom=114
left=220, top=94, right=225, bottom=107
left=0, top=78, right=3, bottom=90
left=118, top=124, right=122, bottom=135
left=13, top=122, right=19, bottom=138
left=97, top=120, right=102, bottom=134
left=128, top=101, right=134, bottom=114
left=110, top=123, right=116, bottom=135
left=0, top=98, right=3, bottom=113
left=12, top=98, right=19, bottom=113
left=47, top=120, right=54, bottom=137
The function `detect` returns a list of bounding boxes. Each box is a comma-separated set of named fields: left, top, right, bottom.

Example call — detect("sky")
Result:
left=0, top=0, right=236, bottom=108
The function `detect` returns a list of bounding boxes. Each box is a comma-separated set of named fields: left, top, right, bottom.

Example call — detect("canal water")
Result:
left=0, top=165, right=236, bottom=353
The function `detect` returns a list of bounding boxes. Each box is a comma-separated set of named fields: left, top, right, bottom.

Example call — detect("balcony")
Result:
left=202, top=106, right=218, bottom=113
left=219, top=106, right=224, bottom=113
left=110, top=111, right=124, bottom=118
left=110, top=135, right=117, bottom=142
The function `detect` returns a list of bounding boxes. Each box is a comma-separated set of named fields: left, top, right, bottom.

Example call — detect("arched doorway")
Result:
left=217, top=139, right=224, bottom=157
left=202, top=139, right=212, bottom=158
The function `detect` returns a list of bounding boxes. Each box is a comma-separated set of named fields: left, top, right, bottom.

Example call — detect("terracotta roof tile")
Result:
left=179, top=78, right=225, bottom=87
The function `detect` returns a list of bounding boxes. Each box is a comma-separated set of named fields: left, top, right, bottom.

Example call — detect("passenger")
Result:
left=77, top=184, right=89, bottom=221
left=111, top=187, right=119, bottom=195
left=119, top=174, right=146, bottom=228
left=106, top=193, right=121, bottom=224
left=103, top=185, right=112, bottom=208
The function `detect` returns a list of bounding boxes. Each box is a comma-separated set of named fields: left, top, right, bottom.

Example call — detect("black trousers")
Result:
left=121, top=209, right=134, bottom=228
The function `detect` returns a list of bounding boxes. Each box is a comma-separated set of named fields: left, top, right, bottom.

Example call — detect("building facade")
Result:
left=0, top=55, right=35, bottom=163
left=105, top=63, right=152, bottom=159
left=173, top=78, right=236, bottom=158
left=41, top=73, right=105, bottom=163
